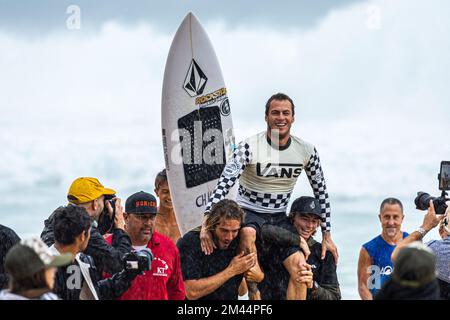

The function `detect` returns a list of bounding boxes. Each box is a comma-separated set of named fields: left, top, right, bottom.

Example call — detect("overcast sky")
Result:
left=0, top=0, right=362, bottom=35
left=1, top=0, right=449, bottom=197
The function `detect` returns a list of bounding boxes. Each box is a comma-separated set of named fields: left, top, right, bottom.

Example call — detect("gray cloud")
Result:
left=0, top=0, right=365, bottom=35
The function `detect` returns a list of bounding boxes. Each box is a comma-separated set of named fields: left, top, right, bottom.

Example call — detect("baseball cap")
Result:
left=289, top=196, right=322, bottom=218
left=392, top=242, right=436, bottom=288
left=125, top=191, right=158, bottom=215
left=5, top=237, right=72, bottom=280
left=67, top=177, right=116, bottom=204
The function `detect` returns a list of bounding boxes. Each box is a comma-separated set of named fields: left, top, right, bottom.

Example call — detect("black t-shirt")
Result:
left=0, top=225, right=21, bottom=289
left=259, top=237, right=339, bottom=300
left=177, top=231, right=242, bottom=300
left=307, top=240, right=339, bottom=288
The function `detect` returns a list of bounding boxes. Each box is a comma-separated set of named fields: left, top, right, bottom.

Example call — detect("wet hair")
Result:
left=205, top=199, right=245, bottom=232
left=265, top=93, right=295, bottom=116
left=53, top=205, right=91, bottom=245
left=380, top=197, right=404, bottom=214
left=154, top=169, right=168, bottom=190
left=9, top=269, right=49, bottom=293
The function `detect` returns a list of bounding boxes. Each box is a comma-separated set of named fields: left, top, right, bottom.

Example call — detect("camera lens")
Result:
left=414, top=192, right=434, bottom=210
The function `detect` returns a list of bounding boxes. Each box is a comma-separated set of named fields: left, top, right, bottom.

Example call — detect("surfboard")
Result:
left=161, top=13, right=236, bottom=235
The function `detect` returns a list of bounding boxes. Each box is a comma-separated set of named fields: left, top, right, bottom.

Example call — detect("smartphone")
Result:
left=439, top=161, right=450, bottom=191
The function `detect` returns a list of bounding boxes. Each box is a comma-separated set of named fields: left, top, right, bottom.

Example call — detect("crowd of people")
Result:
left=0, top=93, right=448, bottom=300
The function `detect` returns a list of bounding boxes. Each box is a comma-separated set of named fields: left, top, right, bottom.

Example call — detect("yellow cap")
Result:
left=67, top=177, right=116, bottom=204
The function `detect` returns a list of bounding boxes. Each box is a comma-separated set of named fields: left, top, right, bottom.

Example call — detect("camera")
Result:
left=414, top=161, right=449, bottom=215
left=98, top=195, right=116, bottom=235
left=123, top=248, right=153, bottom=274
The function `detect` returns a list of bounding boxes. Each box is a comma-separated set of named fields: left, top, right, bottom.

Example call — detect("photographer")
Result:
left=104, top=191, right=185, bottom=300
left=41, top=177, right=132, bottom=275
left=50, top=205, right=140, bottom=300
left=391, top=200, right=450, bottom=299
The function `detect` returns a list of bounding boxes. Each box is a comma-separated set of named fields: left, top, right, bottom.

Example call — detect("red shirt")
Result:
left=104, top=232, right=185, bottom=300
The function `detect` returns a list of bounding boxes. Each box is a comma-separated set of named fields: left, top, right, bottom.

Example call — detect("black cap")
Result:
left=290, top=196, right=321, bottom=218
left=125, top=191, right=157, bottom=215
left=392, top=242, right=436, bottom=288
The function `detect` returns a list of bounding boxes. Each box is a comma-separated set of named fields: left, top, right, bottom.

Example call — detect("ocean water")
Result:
left=1, top=118, right=447, bottom=300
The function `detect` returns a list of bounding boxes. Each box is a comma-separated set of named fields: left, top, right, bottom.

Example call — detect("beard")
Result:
left=385, top=227, right=398, bottom=237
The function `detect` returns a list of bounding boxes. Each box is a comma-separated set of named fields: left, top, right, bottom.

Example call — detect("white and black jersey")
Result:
left=205, top=131, right=331, bottom=232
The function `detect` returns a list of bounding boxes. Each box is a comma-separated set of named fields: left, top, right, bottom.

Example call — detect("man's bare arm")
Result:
left=357, top=247, right=373, bottom=300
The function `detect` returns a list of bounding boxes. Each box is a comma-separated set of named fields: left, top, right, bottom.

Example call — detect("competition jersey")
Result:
left=205, top=131, right=331, bottom=231
left=362, top=232, right=409, bottom=297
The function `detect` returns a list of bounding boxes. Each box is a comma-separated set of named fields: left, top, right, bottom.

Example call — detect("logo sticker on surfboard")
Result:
left=183, top=59, right=208, bottom=97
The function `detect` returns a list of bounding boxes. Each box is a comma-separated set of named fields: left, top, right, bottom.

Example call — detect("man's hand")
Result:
left=200, top=215, right=216, bottom=255
left=106, top=198, right=125, bottom=230
left=228, top=252, right=257, bottom=276
left=321, top=231, right=339, bottom=264
left=422, top=200, right=446, bottom=232
left=297, top=263, right=313, bottom=289
left=299, top=236, right=310, bottom=261
left=244, top=259, right=264, bottom=283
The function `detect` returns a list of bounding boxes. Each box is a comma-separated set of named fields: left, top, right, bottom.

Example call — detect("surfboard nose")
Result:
left=183, top=12, right=201, bottom=27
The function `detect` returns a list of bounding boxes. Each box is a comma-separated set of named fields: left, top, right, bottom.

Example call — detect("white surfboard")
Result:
left=161, top=13, right=236, bottom=235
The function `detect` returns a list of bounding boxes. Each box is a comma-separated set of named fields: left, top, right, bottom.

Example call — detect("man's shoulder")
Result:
left=239, top=132, right=264, bottom=146
left=426, top=238, right=450, bottom=250
left=153, top=232, right=178, bottom=250
left=0, top=224, right=18, bottom=238
left=362, top=234, right=382, bottom=249
left=308, top=238, right=323, bottom=258
left=177, top=230, right=201, bottom=247
left=290, top=135, right=315, bottom=153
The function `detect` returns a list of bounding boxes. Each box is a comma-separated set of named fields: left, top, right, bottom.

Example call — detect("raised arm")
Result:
left=391, top=200, right=445, bottom=262
left=304, top=148, right=337, bottom=263
left=304, top=148, right=331, bottom=232
left=204, top=142, right=252, bottom=213
left=200, top=142, right=252, bottom=254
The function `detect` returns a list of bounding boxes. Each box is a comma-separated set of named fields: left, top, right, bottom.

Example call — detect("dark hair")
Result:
left=265, top=93, right=295, bottom=116
left=380, top=198, right=404, bottom=213
left=205, top=199, right=245, bottom=232
left=53, top=205, right=92, bottom=245
left=9, top=269, right=49, bottom=293
left=154, top=169, right=168, bottom=190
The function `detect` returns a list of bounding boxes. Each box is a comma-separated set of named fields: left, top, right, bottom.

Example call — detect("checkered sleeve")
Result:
left=305, top=147, right=331, bottom=232
left=204, top=141, right=252, bottom=213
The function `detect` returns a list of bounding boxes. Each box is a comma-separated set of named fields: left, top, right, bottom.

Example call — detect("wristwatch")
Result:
left=416, top=227, right=428, bottom=239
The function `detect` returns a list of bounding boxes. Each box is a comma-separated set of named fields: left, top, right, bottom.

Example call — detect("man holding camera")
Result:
left=391, top=200, right=450, bottom=299
left=49, top=205, right=139, bottom=300
left=104, top=191, right=185, bottom=300
left=41, top=177, right=132, bottom=275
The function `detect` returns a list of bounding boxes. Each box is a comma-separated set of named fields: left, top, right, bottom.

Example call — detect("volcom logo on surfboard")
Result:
left=184, top=59, right=208, bottom=97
